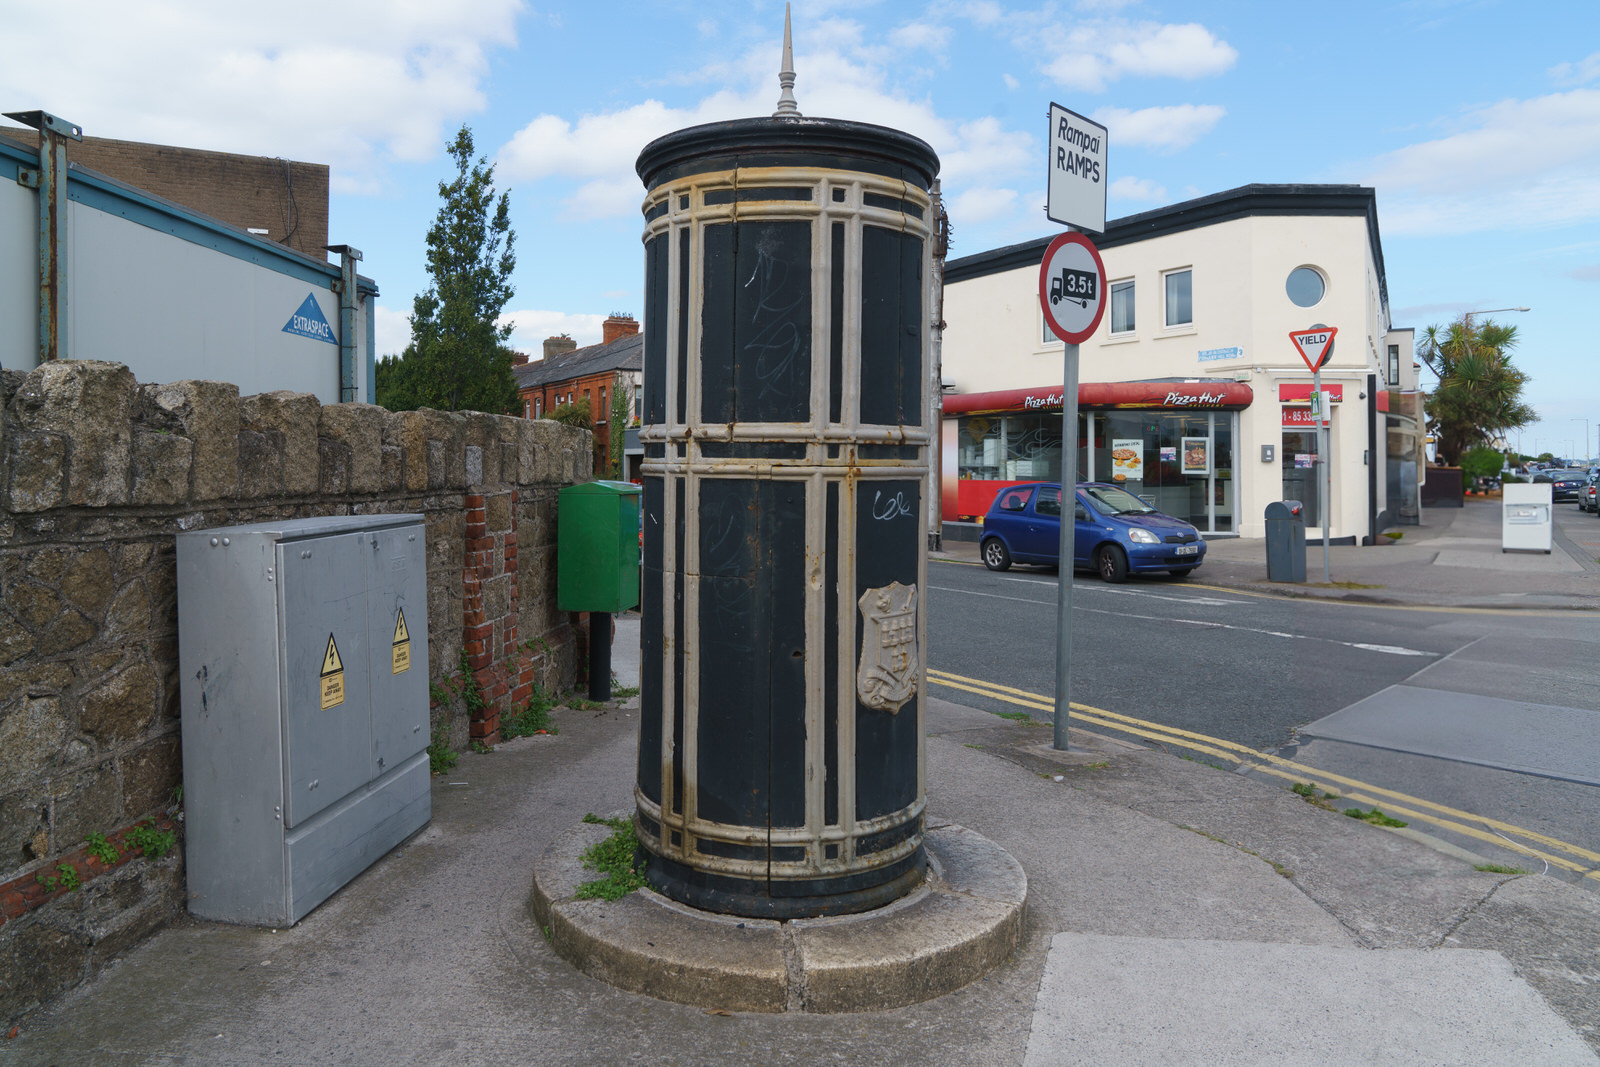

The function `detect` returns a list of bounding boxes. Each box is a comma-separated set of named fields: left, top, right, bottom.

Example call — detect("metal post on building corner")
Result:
left=327, top=244, right=363, bottom=403
left=5, top=109, right=83, bottom=363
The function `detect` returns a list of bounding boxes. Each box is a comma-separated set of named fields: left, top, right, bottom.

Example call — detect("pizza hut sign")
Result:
left=942, top=381, right=1254, bottom=414
left=1163, top=390, right=1227, bottom=406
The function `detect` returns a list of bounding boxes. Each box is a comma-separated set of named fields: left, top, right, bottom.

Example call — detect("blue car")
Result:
left=979, top=482, right=1207, bottom=582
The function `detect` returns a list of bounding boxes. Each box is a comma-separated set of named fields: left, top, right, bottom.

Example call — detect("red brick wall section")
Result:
left=458, top=488, right=558, bottom=743
left=0, top=815, right=181, bottom=929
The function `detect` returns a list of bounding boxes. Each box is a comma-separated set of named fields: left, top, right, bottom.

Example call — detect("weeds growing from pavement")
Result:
left=574, top=814, right=646, bottom=901
left=1474, top=863, right=1528, bottom=875
left=1344, top=806, right=1407, bottom=828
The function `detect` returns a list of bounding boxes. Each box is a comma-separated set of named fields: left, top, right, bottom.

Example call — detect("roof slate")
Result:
left=514, top=332, right=643, bottom=389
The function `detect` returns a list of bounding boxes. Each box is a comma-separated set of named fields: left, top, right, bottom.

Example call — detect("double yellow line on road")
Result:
left=928, top=668, right=1600, bottom=881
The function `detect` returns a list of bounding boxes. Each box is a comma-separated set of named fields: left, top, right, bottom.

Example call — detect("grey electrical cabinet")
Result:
left=177, top=514, right=432, bottom=925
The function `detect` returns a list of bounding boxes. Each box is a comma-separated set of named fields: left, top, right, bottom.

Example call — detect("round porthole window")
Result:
left=1287, top=267, right=1325, bottom=307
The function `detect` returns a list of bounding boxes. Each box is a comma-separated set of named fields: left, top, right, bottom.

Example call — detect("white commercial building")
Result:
left=1, top=117, right=376, bottom=404
left=939, top=184, right=1423, bottom=541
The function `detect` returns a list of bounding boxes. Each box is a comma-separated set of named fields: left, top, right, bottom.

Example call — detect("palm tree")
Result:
left=1416, top=316, right=1535, bottom=466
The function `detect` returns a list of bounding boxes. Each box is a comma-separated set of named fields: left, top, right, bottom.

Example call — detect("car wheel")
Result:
left=1166, top=567, right=1196, bottom=579
left=1096, top=545, right=1128, bottom=583
left=981, top=538, right=1012, bottom=572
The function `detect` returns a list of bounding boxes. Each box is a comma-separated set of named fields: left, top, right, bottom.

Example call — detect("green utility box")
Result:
left=557, top=480, right=642, bottom=613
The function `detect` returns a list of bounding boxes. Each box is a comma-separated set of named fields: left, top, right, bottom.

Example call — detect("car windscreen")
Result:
left=1083, top=485, right=1156, bottom=515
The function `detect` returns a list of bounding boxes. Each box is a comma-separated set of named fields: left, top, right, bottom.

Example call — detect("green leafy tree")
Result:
left=1416, top=316, right=1535, bottom=466
left=1459, top=446, right=1504, bottom=486
left=377, top=125, right=518, bottom=414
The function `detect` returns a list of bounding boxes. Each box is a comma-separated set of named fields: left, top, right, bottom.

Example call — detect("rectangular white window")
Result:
left=1110, top=280, right=1135, bottom=335
left=1042, top=311, right=1060, bottom=345
left=1164, top=269, right=1192, bottom=328
left=1387, top=344, right=1400, bottom=386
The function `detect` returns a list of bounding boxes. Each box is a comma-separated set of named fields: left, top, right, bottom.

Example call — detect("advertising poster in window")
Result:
left=1182, top=437, right=1211, bottom=475
left=1111, top=439, right=1143, bottom=483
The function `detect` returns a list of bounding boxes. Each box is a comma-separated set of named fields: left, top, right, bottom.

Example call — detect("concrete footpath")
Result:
left=940, top=496, right=1600, bottom=610
left=7, top=540, right=1600, bottom=1063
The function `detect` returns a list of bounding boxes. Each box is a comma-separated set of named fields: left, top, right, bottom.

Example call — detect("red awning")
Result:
left=941, top=381, right=1253, bottom=415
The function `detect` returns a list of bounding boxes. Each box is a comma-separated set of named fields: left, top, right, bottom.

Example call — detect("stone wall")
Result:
left=0, top=360, right=592, bottom=1024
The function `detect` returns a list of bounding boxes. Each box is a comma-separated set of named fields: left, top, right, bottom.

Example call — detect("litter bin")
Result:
left=1265, top=500, right=1307, bottom=582
left=558, top=480, right=643, bottom=698
left=1501, top=483, right=1552, bottom=554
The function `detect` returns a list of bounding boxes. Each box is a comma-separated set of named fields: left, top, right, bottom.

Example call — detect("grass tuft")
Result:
left=1344, top=806, right=1408, bottom=828
left=574, top=814, right=647, bottom=901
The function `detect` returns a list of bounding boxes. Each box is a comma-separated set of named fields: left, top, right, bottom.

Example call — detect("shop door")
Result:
left=1281, top=431, right=1319, bottom=528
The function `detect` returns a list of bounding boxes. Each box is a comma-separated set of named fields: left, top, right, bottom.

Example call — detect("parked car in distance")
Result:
left=1580, top=467, right=1600, bottom=513
left=980, top=482, right=1207, bottom=582
left=1533, top=469, right=1587, bottom=502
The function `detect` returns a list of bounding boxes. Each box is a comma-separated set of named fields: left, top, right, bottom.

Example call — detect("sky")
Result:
left=4, top=0, right=1599, bottom=460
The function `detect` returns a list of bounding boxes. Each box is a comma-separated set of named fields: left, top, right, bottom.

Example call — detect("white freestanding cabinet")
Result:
left=1502, top=483, right=1553, bottom=554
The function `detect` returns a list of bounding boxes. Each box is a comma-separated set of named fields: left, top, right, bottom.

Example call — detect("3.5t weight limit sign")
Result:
left=1039, top=232, right=1107, bottom=345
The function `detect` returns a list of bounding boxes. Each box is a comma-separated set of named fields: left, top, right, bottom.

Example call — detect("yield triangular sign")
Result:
left=1289, top=327, right=1337, bottom=372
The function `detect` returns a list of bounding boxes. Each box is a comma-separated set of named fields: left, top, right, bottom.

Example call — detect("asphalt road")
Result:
left=926, top=559, right=1600, bottom=877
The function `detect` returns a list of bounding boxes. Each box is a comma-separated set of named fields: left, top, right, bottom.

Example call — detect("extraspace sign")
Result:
left=1039, top=231, right=1107, bottom=345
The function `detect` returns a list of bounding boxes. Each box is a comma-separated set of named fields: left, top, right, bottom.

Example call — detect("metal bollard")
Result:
left=1265, top=500, right=1307, bottom=582
left=632, top=114, right=940, bottom=919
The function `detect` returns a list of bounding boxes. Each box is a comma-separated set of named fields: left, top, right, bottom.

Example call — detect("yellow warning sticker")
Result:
left=320, top=633, right=345, bottom=710
left=392, top=608, right=411, bottom=675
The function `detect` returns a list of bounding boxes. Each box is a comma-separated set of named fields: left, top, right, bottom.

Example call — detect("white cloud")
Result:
left=497, top=34, right=1038, bottom=220
left=1039, top=21, right=1237, bottom=92
left=950, top=186, right=1019, bottom=225
left=1109, top=176, right=1167, bottom=203
left=1003, top=73, right=1020, bottom=90
left=1549, top=51, right=1600, bottom=86
left=891, top=21, right=952, bottom=53
left=1570, top=264, right=1600, bottom=283
left=953, top=1, right=1005, bottom=28
left=939, top=117, right=1034, bottom=185
left=1364, top=89, right=1600, bottom=235
left=0, top=0, right=520, bottom=191
left=374, top=303, right=413, bottom=358
left=1092, top=104, right=1224, bottom=152
left=503, top=309, right=609, bottom=350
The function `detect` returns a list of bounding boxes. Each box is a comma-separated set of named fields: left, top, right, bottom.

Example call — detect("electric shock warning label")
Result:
left=392, top=608, right=411, bottom=675
left=320, top=633, right=345, bottom=710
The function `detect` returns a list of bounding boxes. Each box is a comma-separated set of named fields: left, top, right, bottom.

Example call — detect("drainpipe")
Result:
left=326, top=244, right=363, bottom=402
left=5, top=110, right=82, bottom=362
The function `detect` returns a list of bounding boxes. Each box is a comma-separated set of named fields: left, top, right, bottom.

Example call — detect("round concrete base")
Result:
left=529, top=820, right=1027, bottom=1014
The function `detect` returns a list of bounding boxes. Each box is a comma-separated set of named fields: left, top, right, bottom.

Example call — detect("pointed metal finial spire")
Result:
left=773, top=3, right=801, bottom=117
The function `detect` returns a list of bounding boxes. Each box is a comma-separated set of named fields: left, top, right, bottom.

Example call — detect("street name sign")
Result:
left=1039, top=231, right=1106, bottom=345
left=1289, top=326, right=1338, bottom=372
left=1046, top=103, right=1107, bottom=233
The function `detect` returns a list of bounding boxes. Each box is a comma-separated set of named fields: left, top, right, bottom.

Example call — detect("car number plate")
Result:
left=1175, top=545, right=1199, bottom=556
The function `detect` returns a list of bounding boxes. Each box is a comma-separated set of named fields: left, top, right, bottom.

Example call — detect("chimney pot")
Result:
left=602, top=313, right=640, bottom=345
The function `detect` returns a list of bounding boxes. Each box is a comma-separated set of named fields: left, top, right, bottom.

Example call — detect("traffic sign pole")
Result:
left=1289, top=327, right=1338, bottom=584
left=1039, top=231, right=1104, bottom=752
left=1042, top=95, right=1109, bottom=752
left=1053, top=342, right=1079, bottom=753
left=1315, top=366, right=1331, bottom=582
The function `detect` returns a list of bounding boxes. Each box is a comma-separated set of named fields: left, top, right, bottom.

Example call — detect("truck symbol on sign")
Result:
left=1050, top=267, right=1097, bottom=308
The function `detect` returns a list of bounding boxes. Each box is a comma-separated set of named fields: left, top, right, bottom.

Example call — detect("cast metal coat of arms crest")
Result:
left=856, top=582, right=919, bottom=713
